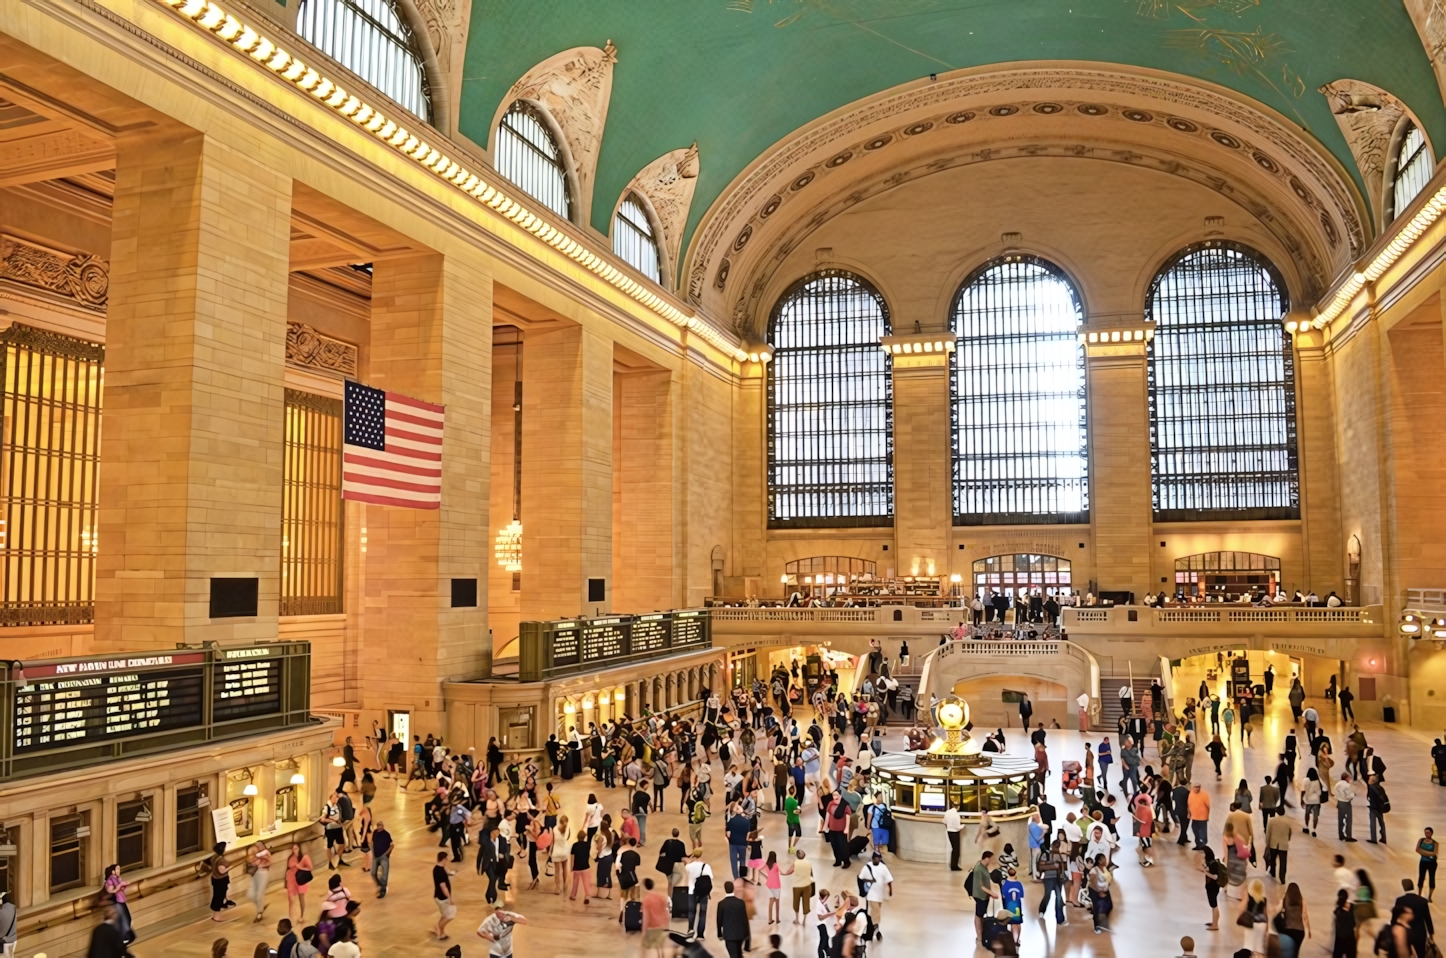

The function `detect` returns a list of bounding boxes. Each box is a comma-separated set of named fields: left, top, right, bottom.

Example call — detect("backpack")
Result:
left=1374, top=922, right=1397, bottom=957
left=1377, top=786, right=1391, bottom=815
left=694, top=866, right=713, bottom=897
left=691, top=802, right=708, bottom=825
left=964, top=864, right=977, bottom=895
left=1211, top=860, right=1229, bottom=886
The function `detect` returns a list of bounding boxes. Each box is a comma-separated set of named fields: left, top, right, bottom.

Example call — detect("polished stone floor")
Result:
left=135, top=665, right=1444, bottom=958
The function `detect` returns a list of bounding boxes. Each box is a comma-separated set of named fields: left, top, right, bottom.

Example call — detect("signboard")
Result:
left=214, top=648, right=283, bottom=722
left=13, top=653, right=207, bottom=754
left=211, top=806, right=238, bottom=849
left=518, top=609, right=713, bottom=682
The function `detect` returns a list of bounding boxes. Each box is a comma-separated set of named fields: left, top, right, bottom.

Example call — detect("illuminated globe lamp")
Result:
left=920, top=693, right=990, bottom=768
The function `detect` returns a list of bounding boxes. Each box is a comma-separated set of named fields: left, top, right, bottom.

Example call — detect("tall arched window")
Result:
left=296, top=0, right=430, bottom=122
left=950, top=257, right=1088, bottom=524
left=612, top=194, right=662, bottom=283
left=495, top=101, right=572, bottom=220
left=1391, top=122, right=1432, bottom=221
left=1147, top=242, right=1298, bottom=520
left=767, top=271, right=892, bottom=527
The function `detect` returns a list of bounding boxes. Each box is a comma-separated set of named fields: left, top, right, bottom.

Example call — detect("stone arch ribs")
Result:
left=493, top=42, right=618, bottom=230
left=681, top=63, right=1368, bottom=339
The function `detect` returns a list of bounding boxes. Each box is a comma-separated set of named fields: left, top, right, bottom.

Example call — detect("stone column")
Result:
left=1085, top=340, right=1153, bottom=600
left=613, top=368, right=677, bottom=613
left=1292, top=325, right=1344, bottom=596
left=96, top=131, right=291, bottom=650
left=891, top=353, right=953, bottom=578
left=520, top=324, right=613, bottom=618
left=361, top=253, right=492, bottom=739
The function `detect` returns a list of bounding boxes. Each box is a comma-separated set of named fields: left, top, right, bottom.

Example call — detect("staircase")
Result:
left=1097, top=677, right=1163, bottom=731
left=884, top=672, right=922, bottom=725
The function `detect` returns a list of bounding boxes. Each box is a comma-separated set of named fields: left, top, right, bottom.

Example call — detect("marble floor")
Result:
left=132, top=666, right=1444, bottom=958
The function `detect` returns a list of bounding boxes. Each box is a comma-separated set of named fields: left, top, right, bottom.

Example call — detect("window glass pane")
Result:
left=295, top=0, right=430, bottom=121
left=495, top=102, right=571, bottom=220
left=951, top=258, right=1088, bottom=524
left=1148, top=243, right=1299, bottom=520
left=767, top=271, right=892, bottom=525
left=50, top=813, right=86, bottom=892
left=0, top=826, right=16, bottom=898
left=282, top=391, right=344, bottom=615
left=612, top=195, right=662, bottom=283
left=176, top=785, right=206, bottom=856
left=1394, top=124, right=1432, bottom=220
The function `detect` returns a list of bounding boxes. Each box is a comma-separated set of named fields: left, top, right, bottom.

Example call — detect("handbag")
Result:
left=294, top=868, right=313, bottom=886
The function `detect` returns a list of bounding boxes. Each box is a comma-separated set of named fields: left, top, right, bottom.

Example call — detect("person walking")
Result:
left=1037, top=839, right=1067, bottom=924
left=1339, top=686, right=1355, bottom=722
left=640, top=879, right=672, bottom=958
left=1334, top=772, right=1358, bottom=842
left=858, top=851, right=893, bottom=939
left=812, top=887, right=836, bottom=958
left=1200, top=847, right=1227, bottom=931
left=1207, top=734, right=1228, bottom=780
left=1189, top=782, right=1212, bottom=850
left=1088, top=855, right=1113, bottom=935
left=1265, top=810, right=1292, bottom=883
left=685, top=851, right=715, bottom=938
left=246, top=841, right=271, bottom=924
left=208, top=843, right=233, bottom=922
left=476, top=904, right=527, bottom=958
left=1332, top=888, right=1357, bottom=958
left=432, top=851, right=456, bottom=941
left=1098, top=737, right=1114, bottom=792
left=370, top=820, right=391, bottom=898
left=788, top=849, right=814, bottom=924
left=1392, top=879, right=1432, bottom=958
left=1302, top=768, right=1324, bottom=837
left=944, top=803, right=963, bottom=871
left=716, top=881, right=750, bottom=958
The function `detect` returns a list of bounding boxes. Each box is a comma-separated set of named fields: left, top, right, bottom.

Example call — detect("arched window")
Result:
left=1147, top=242, right=1298, bottom=520
left=767, top=271, right=892, bottom=527
left=612, top=194, right=662, bottom=283
left=296, top=0, right=430, bottom=122
left=1391, top=122, right=1432, bottom=220
left=950, top=257, right=1088, bottom=524
left=1174, top=551, right=1280, bottom=600
left=495, top=101, right=571, bottom=220
left=972, top=554, right=1072, bottom=597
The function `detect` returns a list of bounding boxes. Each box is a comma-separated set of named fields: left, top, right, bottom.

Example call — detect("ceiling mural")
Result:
left=460, top=0, right=1444, bottom=280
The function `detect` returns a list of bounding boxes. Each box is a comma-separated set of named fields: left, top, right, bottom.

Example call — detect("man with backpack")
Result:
left=857, top=851, right=893, bottom=940
left=1367, top=774, right=1391, bottom=844
left=684, top=851, right=715, bottom=939
left=1036, top=840, right=1067, bottom=924
left=968, top=849, right=1001, bottom=942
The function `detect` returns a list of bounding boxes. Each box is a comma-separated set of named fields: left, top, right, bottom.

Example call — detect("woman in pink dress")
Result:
left=285, top=842, right=313, bottom=923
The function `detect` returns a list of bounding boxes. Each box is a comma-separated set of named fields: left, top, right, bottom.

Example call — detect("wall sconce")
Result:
left=599, top=692, right=611, bottom=706
left=332, top=755, right=346, bottom=768
left=563, top=700, right=577, bottom=714
left=290, top=772, right=306, bottom=786
left=243, top=783, right=259, bottom=796
left=949, top=573, right=962, bottom=583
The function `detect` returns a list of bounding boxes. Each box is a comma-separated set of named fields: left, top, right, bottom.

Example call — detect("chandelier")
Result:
left=495, top=519, right=522, bottom=572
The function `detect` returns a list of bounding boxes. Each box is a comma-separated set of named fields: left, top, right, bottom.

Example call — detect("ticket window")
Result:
left=499, top=706, right=534, bottom=750
left=275, top=786, right=299, bottom=824
left=49, top=812, right=90, bottom=893
left=117, top=799, right=151, bottom=870
left=0, top=825, right=17, bottom=902
left=176, top=784, right=209, bottom=857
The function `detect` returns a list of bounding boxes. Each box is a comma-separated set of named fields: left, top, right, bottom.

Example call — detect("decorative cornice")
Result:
left=285, top=321, right=357, bottom=377
left=0, top=234, right=108, bottom=312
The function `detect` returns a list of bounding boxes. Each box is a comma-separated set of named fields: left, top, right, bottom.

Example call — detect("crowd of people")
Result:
left=96, top=647, right=1437, bottom=958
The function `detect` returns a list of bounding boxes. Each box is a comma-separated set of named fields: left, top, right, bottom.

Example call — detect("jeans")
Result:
left=1266, top=848, right=1288, bottom=882
left=1420, top=858, right=1437, bottom=894
left=817, top=925, right=831, bottom=958
left=1369, top=808, right=1386, bottom=843
left=373, top=854, right=390, bottom=894
left=689, top=893, right=710, bottom=936
left=1338, top=803, right=1353, bottom=840
left=1122, top=767, right=1140, bottom=797
left=1039, top=875, right=1066, bottom=922
left=1099, top=763, right=1111, bottom=790
left=729, top=843, right=748, bottom=878
left=636, top=813, right=648, bottom=846
left=1191, top=820, right=1208, bottom=848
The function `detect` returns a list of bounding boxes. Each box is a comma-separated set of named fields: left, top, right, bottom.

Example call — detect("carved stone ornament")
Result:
left=0, top=234, right=108, bottom=310
left=1402, top=0, right=1446, bottom=108
left=621, top=144, right=700, bottom=288
left=499, top=42, right=618, bottom=222
left=286, top=321, right=359, bottom=377
left=1319, top=80, right=1409, bottom=223
left=413, top=0, right=467, bottom=125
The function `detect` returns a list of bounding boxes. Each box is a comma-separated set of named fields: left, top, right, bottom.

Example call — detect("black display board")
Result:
left=213, top=649, right=284, bottom=722
left=12, top=652, right=207, bottom=754
left=519, top=610, right=712, bottom=681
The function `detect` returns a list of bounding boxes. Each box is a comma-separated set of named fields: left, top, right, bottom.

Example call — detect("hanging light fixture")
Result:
left=496, top=335, right=524, bottom=574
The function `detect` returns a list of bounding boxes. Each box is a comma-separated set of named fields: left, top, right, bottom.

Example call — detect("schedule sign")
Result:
left=12, top=653, right=207, bottom=754
left=214, top=648, right=283, bottom=722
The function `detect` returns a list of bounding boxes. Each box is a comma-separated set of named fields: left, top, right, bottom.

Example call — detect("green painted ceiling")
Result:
left=459, top=0, right=1446, bottom=263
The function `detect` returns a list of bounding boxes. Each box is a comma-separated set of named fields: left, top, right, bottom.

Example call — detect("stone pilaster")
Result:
left=891, top=356, right=952, bottom=577
left=520, top=324, right=613, bottom=618
left=1293, top=326, right=1344, bottom=596
left=613, top=368, right=677, bottom=613
left=1086, top=342, right=1153, bottom=599
left=361, top=253, right=492, bottom=738
left=96, top=131, right=291, bottom=650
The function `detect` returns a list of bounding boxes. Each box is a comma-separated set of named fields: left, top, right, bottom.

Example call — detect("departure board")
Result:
left=673, top=612, right=707, bottom=648
left=580, top=619, right=626, bottom=663
left=631, top=615, right=670, bottom=654
left=213, top=649, right=283, bottom=722
left=551, top=624, right=580, bottom=666
left=12, top=653, right=207, bottom=754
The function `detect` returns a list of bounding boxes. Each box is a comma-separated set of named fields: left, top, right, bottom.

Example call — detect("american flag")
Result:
left=342, top=380, right=444, bottom=509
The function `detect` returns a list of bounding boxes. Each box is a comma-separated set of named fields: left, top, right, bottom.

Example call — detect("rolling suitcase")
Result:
left=672, top=885, right=691, bottom=919
left=624, top=899, right=643, bottom=932
left=847, top=835, right=869, bottom=860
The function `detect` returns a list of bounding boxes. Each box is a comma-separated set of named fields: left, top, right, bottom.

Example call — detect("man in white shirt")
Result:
left=1333, top=854, right=1359, bottom=895
left=684, top=852, right=715, bottom=938
left=1334, top=773, right=1358, bottom=841
left=1062, top=812, right=1084, bottom=856
left=858, top=851, right=894, bottom=940
left=943, top=804, right=963, bottom=871
left=1118, top=682, right=1134, bottom=716
left=476, top=905, right=528, bottom=958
